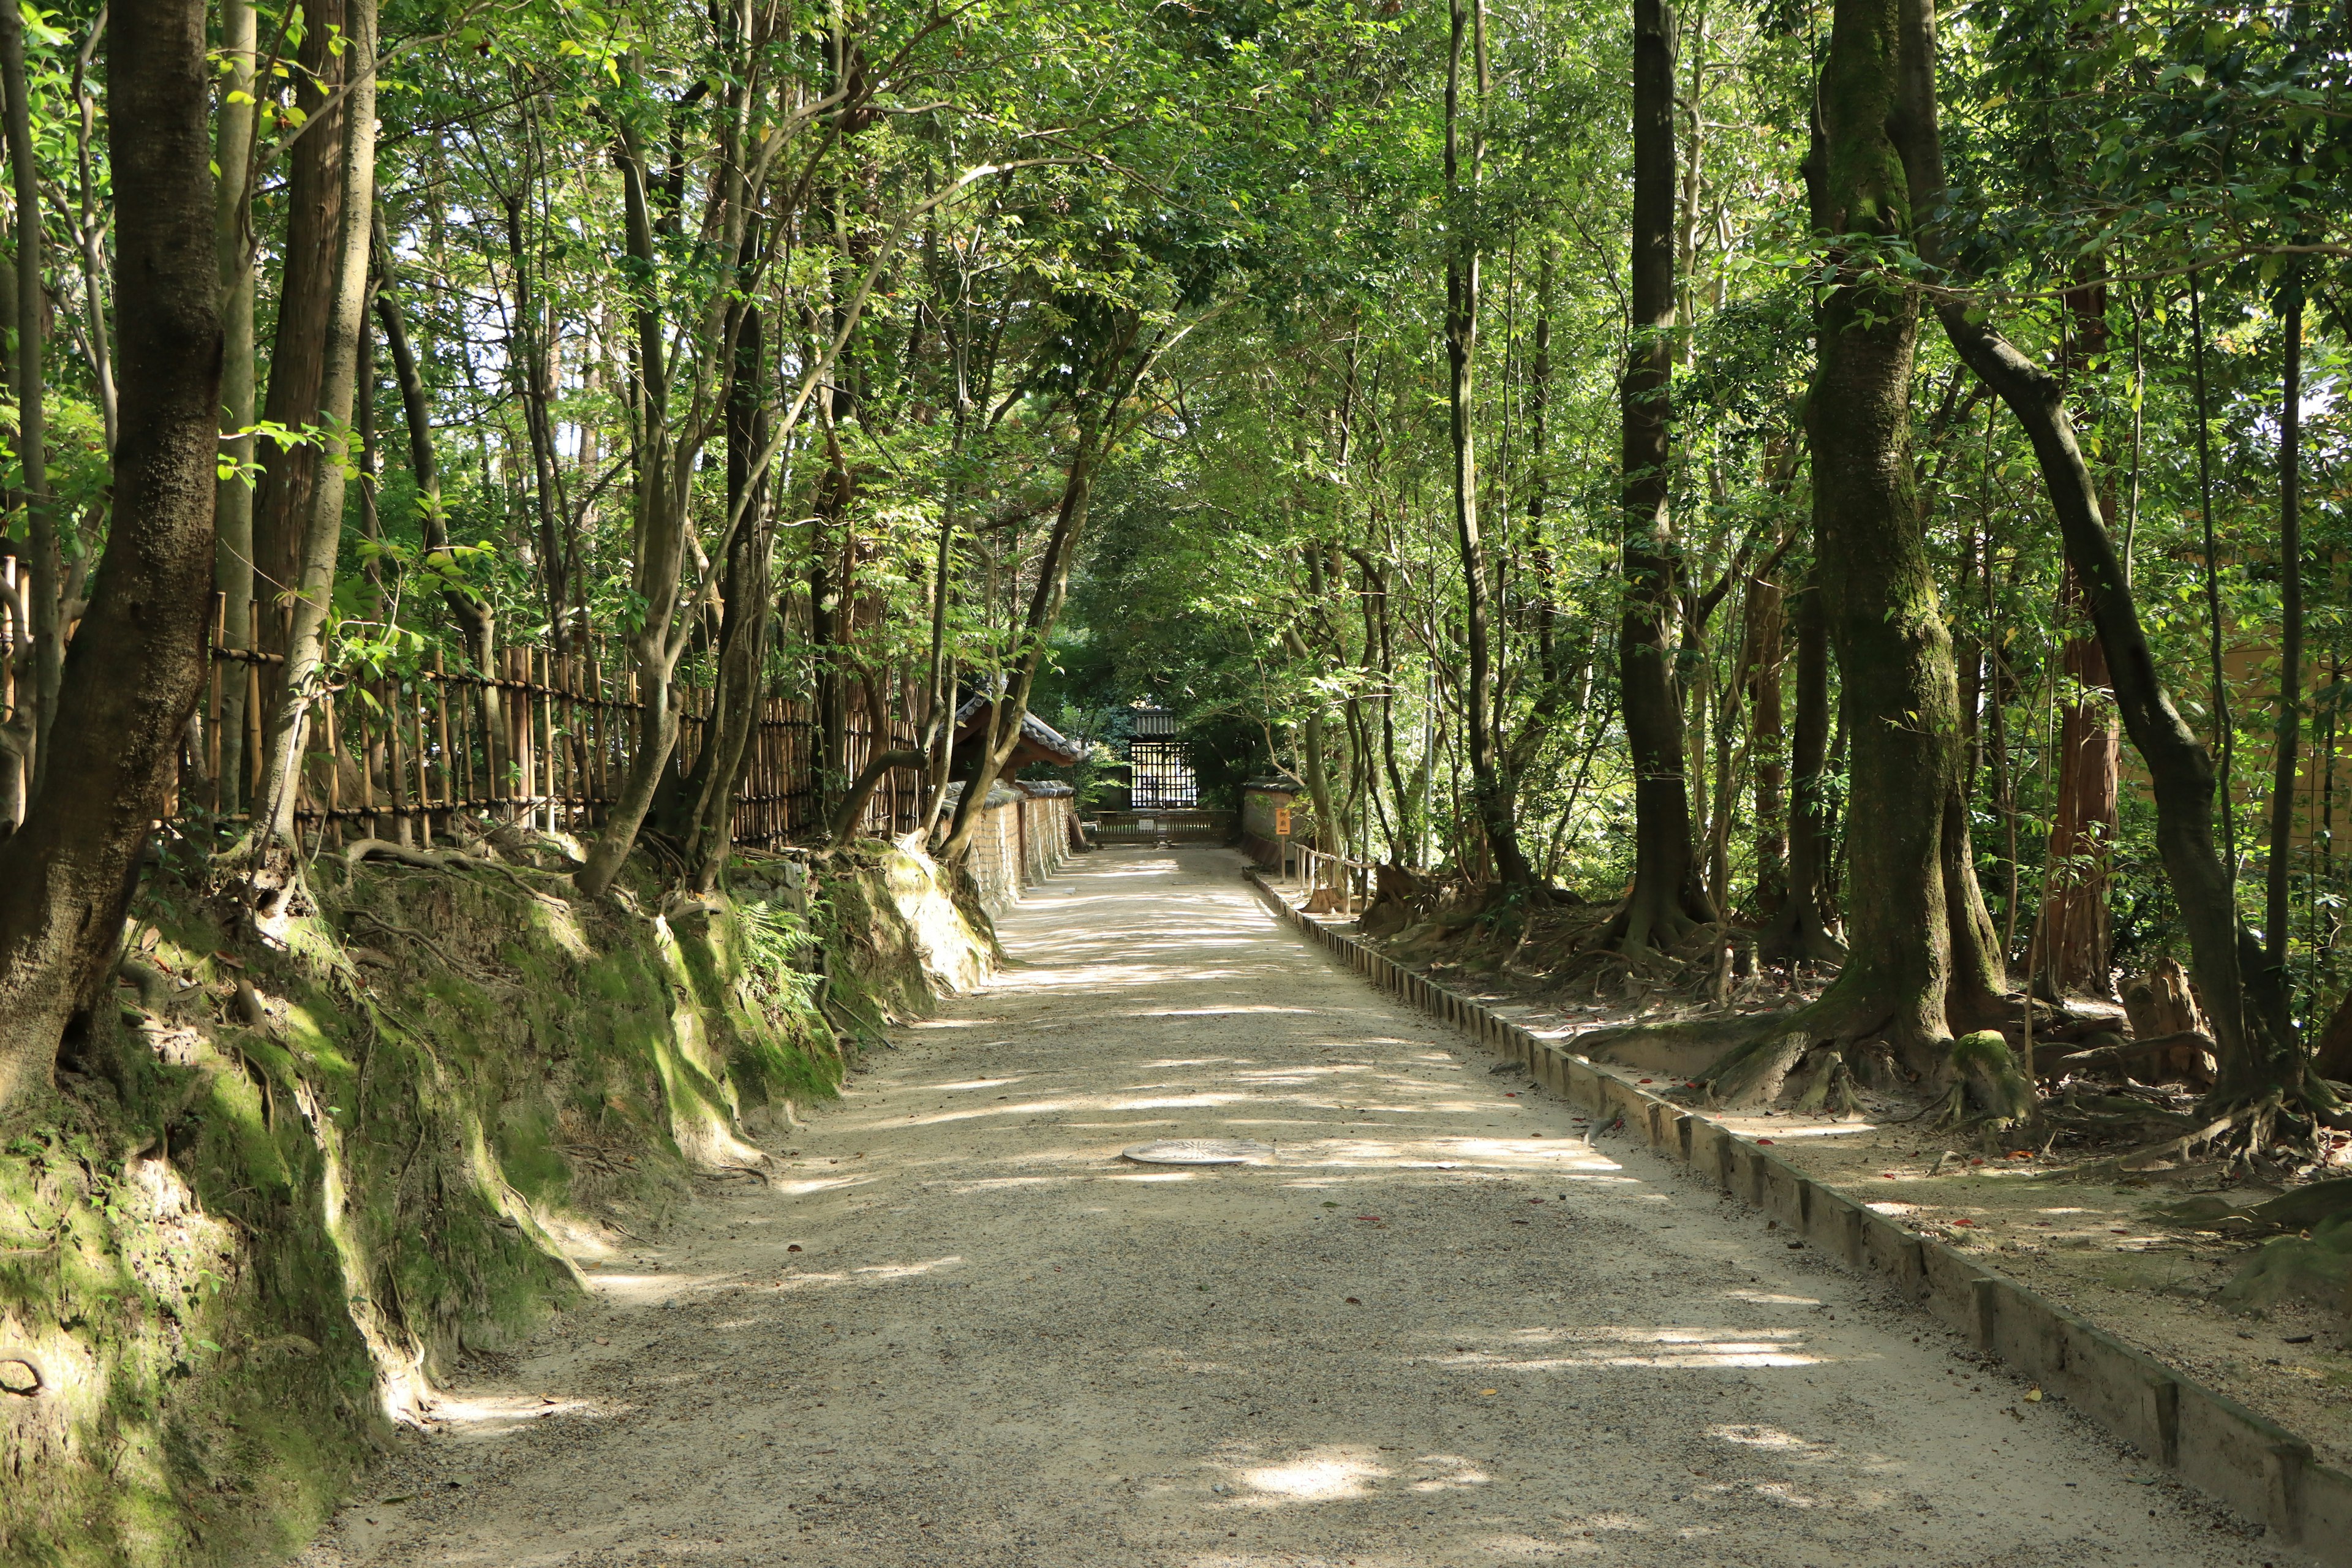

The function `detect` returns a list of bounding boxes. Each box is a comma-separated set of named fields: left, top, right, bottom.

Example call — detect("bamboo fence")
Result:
left=185, top=594, right=922, bottom=852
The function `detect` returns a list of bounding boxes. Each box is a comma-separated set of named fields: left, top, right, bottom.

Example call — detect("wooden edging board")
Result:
left=1243, top=869, right=2345, bottom=1561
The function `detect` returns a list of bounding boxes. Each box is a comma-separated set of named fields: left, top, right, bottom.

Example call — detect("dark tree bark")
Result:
left=1745, top=568, right=1787, bottom=918
left=1444, top=0, right=1536, bottom=888
left=1760, top=572, right=1844, bottom=964
left=1610, top=0, right=1713, bottom=948
left=0, top=0, right=221, bottom=1107
left=679, top=302, right=773, bottom=886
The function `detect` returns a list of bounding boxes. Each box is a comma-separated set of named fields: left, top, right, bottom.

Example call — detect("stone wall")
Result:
left=948, top=781, right=1080, bottom=913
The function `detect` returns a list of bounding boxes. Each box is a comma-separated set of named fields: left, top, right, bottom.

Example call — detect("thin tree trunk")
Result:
left=2040, top=281, right=2121, bottom=998
left=0, top=0, right=221, bottom=1108
left=1759, top=576, right=1844, bottom=968
left=213, top=0, right=257, bottom=815
left=248, top=0, right=349, bottom=671
left=2267, top=268, right=2304, bottom=973
left=1, top=1, right=55, bottom=798
left=251, top=0, right=379, bottom=850
left=1444, top=0, right=1534, bottom=888
left=1611, top=0, right=1711, bottom=948
left=1747, top=568, right=1787, bottom=918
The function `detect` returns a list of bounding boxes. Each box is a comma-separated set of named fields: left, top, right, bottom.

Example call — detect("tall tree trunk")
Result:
left=578, top=119, right=690, bottom=899
left=250, top=0, right=379, bottom=850
left=1895, top=0, right=2309, bottom=1115
left=1706, top=0, right=1989, bottom=1098
left=941, top=420, right=1112, bottom=865
left=0, top=0, right=221, bottom=1108
left=1610, top=0, right=1712, bottom=948
left=680, top=302, right=772, bottom=886
left=1444, top=0, right=1534, bottom=888
left=248, top=0, right=349, bottom=671
left=1760, top=571, right=1844, bottom=964
left=2267, top=268, right=2304, bottom=974
left=212, top=0, right=257, bottom=814
left=1746, top=568, right=1787, bottom=918
left=1, top=1, right=55, bottom=798
left=2037, top=281, right=2121, bottom=998
left=374, top=222, right=493, bottom=667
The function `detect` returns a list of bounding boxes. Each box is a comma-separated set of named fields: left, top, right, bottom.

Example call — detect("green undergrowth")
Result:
left=0, top=834, right=993, bottom=1568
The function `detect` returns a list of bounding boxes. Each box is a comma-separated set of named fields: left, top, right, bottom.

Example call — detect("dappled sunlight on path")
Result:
left=298, top=846, right=2276, bottom=1568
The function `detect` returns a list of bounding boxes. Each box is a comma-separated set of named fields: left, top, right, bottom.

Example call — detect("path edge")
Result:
left=1243, top=869, right=2345, bottom=1563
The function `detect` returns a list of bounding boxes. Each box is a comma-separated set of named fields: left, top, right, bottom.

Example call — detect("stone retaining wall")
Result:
left=1246, top=870, right=2345, bottom=1564
left=959, top=786, right=1079, bottom=914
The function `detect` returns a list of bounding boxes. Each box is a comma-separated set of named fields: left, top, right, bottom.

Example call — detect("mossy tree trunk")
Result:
left=1890, top=0, right=2318, bottom=1124
left=1706, top=0, right=2001, bottom=1098
left=0, top=0, right=222, bottom=1109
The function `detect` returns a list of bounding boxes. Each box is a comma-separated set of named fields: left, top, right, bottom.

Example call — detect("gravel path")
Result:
left=298, top=846, right=2292, bottom=1567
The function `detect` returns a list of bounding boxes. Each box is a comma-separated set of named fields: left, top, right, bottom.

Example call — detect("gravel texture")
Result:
left=295, top=846, right=2297, bottom=1567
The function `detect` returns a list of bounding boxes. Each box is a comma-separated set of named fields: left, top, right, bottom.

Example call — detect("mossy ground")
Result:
left=0, top=834, right=988, bottom=1568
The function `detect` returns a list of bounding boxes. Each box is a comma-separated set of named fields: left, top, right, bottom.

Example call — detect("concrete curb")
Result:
left=1244, top=870, right=2345, bottom=1561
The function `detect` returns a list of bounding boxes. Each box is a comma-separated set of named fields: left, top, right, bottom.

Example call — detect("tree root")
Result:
left=1936, top=1030, right=2037, bottom=1132
left=342, top=836, right=573, bottom=907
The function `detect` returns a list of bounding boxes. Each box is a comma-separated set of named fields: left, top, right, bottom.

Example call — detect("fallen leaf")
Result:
left=1757, top=1138, right=1775, bottom=1145
left=2025, top=1387, right=2044, bottom=1402
left=1881, top=1172, right=1898, bottom=1179
left=1345, top=1297, right=1362, bottom=1305
left=1953, top=1218, right=1975, bottom=1227
left=1479, top=1389, right=1498, bottom=1396
left=788, top=1243, right=803, bottom=1253
left=595, top=1336, right=611, bottom=1346
left=2009, top=1150, right=2034, bottom=1159
left=1638, top=1078, right=1653, bottom=1084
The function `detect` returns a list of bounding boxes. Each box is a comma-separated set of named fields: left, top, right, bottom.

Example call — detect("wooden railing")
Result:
left=1284, top=844, right=1375, bottom=914
left=184, top=595, right=921, bottom=851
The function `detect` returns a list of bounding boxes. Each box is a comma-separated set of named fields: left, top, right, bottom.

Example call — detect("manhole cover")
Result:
left=1119, top=1139, right=1275, bottom=1166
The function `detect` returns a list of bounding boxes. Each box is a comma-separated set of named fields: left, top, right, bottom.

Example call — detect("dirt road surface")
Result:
left=296, top=846, right=2293, bottom=1567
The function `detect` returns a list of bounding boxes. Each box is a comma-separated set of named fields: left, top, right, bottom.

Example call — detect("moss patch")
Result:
left=0, top=836, right=990, bottom=1567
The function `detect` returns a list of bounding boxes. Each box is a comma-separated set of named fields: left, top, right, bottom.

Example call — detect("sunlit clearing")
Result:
left=1134, top=1007, right=1325, bottom=1018
left=587, top=1272, right=728, bottom=1305
left=1709, top=1423, right=1823, bottom=1450
left=1432, top=1326, right=1825, bottom=1371
left=429, top=1390, right=607, bottom=1432
left=1723, top=1291, right=1822, bottom=1306
left=1569, top=1512, right=1653, bottom=1533
left=1239, top=1450, right=1392, bottom=1501
left=1406, top=1454, right=1488, bottom=1491
left=775, top=1175, right=873, bottom=1196
left=852, top=1256, right=962, bottom=1280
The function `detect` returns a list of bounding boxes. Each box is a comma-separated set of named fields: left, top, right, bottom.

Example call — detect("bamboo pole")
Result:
left=206, top=592, right=225, bottom=811
left=244, top=600, right=263, bottom=813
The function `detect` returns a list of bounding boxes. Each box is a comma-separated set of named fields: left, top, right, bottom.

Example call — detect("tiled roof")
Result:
left=952, top=697, right=1085, bottom=764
